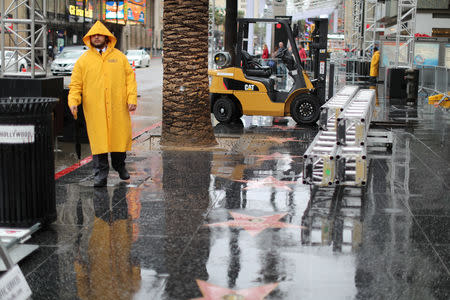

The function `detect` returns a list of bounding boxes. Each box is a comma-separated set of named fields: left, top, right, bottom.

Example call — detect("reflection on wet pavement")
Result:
left=17, top=84, right=450, bottom=299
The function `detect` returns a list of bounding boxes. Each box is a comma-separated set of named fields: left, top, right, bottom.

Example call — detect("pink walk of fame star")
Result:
left=193, top=280, right=279, bottom=300
left=206, top=212, right=303, bottom=236
left=271, top=125, right=302, bottom=131
left=250, top=152, right=301, bottom=163
left=264, top=136, right=301, bottom=144
left=234, top=176, right=296, bottom=191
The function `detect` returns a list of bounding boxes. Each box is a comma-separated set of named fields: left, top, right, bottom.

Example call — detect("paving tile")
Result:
left=28, top=89, right=450, bottom=299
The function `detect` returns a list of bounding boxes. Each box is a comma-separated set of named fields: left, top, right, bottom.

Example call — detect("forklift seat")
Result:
left=245, top=76, right=275, bottom=94
left=241, top=50, right=272, bottom=77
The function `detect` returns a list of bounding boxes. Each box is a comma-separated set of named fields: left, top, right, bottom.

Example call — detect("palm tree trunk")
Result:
left=163, top=150, right=211, bottom=297
left=161, top=0, right=217, bottom=147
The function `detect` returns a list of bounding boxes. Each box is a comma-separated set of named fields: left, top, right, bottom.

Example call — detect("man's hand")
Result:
left=128, top=104, right=137, bottom=112
left=70, top=105, right=78, bottom=119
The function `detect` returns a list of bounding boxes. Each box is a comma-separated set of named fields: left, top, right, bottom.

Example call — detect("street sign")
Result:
left=0, top=265, right=32, bottom=300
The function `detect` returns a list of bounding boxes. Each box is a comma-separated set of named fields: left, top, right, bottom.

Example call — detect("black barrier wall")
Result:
left=0, top=97, right=58, bottom=226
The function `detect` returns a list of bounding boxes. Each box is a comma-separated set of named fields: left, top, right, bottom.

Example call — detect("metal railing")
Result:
left=416, top=64, right=450, bottom=108
left=342, top=58, right=372, bottom=84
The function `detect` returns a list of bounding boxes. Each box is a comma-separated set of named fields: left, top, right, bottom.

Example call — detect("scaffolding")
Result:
left=0, top=0, right=47, bottom=78
left=351, top=0, right=363, bottom=53
left=303, top=86, right=381, bottom=187
left=289, top=0, right=338, bottom=11
left=362, top=0, right=377, bottom=59
left=394, top=0, right=417, bottom=67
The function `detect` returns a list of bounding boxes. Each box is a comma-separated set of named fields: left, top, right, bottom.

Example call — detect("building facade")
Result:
left=1, top=0, right=160, bottom=54
left=48, top=0, right=156, bottom=53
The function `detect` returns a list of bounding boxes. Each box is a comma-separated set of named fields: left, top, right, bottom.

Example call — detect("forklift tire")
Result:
left=235, top=108, right=243, bottom=120
left=213, top=96, right=238, bottom=123
left=290, top=93, right=321, bottom=125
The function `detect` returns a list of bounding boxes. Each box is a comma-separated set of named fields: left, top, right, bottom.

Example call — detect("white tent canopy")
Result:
left=288, top=0, right=338, bottom=21
left=291, top=7, right=336, bottom=21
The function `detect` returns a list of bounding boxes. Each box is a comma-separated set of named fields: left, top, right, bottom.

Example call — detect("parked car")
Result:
left=51, top=49, right=87, bottom=76
left=0, top=51, right=27, bottom=73
left=125, top=49, right=150, bottom=67
left=56, top=45, right=88, bottom=58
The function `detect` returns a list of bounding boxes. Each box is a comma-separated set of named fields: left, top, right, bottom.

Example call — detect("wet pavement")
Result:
left=8, top=82, right=450, bottom=299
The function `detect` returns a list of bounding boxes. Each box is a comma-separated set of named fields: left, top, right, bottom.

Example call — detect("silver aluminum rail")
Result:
left=337, top=89, right=376, bottom=146
left=319, top=85, right=359, bottom=131
left=0, top=223, right=40, bottom=271
left=304, top=86, right=360, bottom=186
left=335, top=89, right=375, bottom=186
left=335, top=146, right=368, bottom=186
left=304, top=86, right=376, bottom=187
left=303, top=131, right=339, bottom=186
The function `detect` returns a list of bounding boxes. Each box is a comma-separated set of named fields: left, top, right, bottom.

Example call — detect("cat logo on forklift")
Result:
left=244, top=84, right=255, bottom=91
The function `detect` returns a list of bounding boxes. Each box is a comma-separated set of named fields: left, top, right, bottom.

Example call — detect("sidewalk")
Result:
left=17, top=84, right=450, bottom=299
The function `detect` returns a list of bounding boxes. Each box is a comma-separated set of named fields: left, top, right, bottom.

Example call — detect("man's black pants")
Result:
left=92, top=152, right=126, bottom=180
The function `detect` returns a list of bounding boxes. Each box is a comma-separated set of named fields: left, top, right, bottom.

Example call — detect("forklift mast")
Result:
left=309, top=18, right=328, bottom=104
left=274, top=16, right=292, bottom=50
left=236, top=18, right=306, bottom=88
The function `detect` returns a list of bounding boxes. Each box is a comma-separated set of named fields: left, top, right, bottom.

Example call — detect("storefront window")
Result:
left=47, top=0, right=55, bottom=13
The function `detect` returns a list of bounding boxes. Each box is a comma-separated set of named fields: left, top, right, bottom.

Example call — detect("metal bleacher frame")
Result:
left=303, top=86, right=391, bottom=187
left=303, top=86, right=359, bottom=186
left=0, top=223, right=40, bottom=272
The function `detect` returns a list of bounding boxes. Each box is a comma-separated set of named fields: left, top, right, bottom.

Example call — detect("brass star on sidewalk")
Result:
left=193, top=280, right=278, bottom=300
left=250, top=152, right=302, bottom=163
left=264, top=136, right=301, bottom=144
left=272, top=125, right=303, bottom=131
left=235, top=176, right=296, bottom=191
left=206, top=212, right=303, bottom=236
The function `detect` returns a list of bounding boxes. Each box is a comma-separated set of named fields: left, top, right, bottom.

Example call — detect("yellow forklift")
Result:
left=209, top=18, right=324, bottom=124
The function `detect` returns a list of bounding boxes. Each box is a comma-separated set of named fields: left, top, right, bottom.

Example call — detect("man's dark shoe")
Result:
left=118, top=168, right=130, bottom=180
left=94, top=177, right=107, bottom=187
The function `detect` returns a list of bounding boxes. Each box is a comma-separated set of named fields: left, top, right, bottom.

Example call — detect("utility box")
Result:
left=386, top=67, right=418, bottom=101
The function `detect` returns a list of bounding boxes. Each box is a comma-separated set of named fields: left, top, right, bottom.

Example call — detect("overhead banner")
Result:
left=127, top=0, right=146, bottom=24
left=414, top=43, right=439, bottom=66
left=103, top=0, right=145, bottom=24
left=104, top=1, right=125, bottom=23
left=69, top=0, right=93, bottom=21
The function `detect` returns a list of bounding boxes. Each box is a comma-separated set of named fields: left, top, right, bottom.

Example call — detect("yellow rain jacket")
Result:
left=370, top=50, right=380, bottom=77
left=68, top=21, right=137, bottom=155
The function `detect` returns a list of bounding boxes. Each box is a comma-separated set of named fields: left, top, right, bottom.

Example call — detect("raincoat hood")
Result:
left=83, top=21, right=117, bottom=49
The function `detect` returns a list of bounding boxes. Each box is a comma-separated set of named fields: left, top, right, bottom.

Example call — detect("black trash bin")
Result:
left=0, top=97, right=59, bottom=227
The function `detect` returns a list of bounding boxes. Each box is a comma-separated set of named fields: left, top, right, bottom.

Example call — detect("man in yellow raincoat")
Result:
left=69, top=21, right=137, bottom=187
left=370, top=46, right=380, bottom=84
